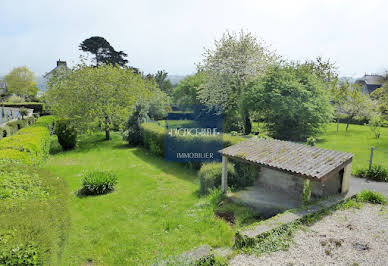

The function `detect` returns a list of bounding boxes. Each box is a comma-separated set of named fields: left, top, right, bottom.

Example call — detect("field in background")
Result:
left=316, top=123, right=388, bottom=172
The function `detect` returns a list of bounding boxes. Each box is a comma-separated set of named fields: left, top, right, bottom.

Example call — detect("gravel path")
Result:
left=231, top=204, right=388, bottom=266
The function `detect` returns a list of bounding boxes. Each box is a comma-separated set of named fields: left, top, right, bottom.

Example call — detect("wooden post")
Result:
left=369, top=147, right=374, bottom=170
left=221, top=156, right=228, bottom=193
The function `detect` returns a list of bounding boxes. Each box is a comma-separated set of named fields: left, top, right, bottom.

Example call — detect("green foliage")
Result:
left=46, top=64, right=154, bottom=140
left=122, top=101, right=150, bottom=145
left=6, top=95, right=24, bottom=103
left=33, top=115, right=56, bottom=133
left=306, top=136, right=316, bottom=146
left=355, top=190, right=387, bottom=204
left=199, top=162, right=235, bottom=195
left=148, top=90, right=171, bottom=120
left=79, top=36, right=129, bottom=67
left=6, top=119, right=26, bottom=134
left=0, top=125, right=11, bottom=139
left=55, top=119, right=77, bottom=150
left=3, top=66, right=38, bottom=99
left=368, top=115, right=384, bottom=139
left=246, top=63, right=333, bottom=141
left=0, top=164, right=69, bottom=265
left=0, top=124, right=50, bottom=166
left=153, top=70, right=173, bottom=95
left=173, top=72, right=207, bottom=106
left=19, top=107, right=29, bottom=119
left=355, top=165, right=388, bottom=182
left=1, top=102, right=45, bottom=114
left=80, top=170, right=118, bottom=195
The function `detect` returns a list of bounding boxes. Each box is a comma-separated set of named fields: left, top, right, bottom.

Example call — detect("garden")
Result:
left=1, top=31, right=388, bottom=265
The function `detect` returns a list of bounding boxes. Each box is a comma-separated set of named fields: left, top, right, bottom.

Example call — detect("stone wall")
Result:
left=256, top=166, right=344, bottom=202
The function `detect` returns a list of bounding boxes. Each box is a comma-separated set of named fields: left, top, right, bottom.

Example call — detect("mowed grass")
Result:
left=316, top=123, right=388, bottom=172
left=44, top=133, right=234, bottom=265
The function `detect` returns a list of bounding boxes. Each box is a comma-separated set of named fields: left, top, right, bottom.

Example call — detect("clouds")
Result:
left=0, top=0, right=387, bottom=77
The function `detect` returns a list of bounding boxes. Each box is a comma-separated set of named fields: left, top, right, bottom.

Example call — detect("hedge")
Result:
left=140, top=122, right=246, bottom=157
left=1, top=102, right=45, bottom=114
left=0, top=116, right=53, bottom=166
left=0, top=164, right=69, bottom=265
left=141, top=122, right=258, bottom=188
left=0, top=114, right=69, bottom=264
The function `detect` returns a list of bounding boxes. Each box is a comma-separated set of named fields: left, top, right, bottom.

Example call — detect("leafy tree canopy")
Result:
left=173, top=72, right=207, bottom=107
left=245, top=63, right=334, bottom=141
left=79, top=36, right=129, bottom=67
left=3, top=66, right=38, bottom=99
left=45, top=64, right=156, bottom=140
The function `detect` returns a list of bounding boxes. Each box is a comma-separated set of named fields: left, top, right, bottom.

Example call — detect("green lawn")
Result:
left=44, top=133, right=234, bottom=265
left=316, top=123, right=388, bottom=171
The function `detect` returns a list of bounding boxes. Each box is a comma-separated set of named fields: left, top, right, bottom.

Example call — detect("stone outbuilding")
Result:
left=219, top=138, right=353, bottom=216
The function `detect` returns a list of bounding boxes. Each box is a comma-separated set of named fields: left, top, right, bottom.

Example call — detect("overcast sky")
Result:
left=0, top=0, right=387, bottom=77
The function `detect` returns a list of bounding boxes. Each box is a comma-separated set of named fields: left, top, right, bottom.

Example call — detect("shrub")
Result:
left=7, top=119, right=26, bottom=133
left=0, top=149, right=31, bottom=165
left=355, top=165, right=388, bottom=182
left=199, top=162, right=235, bottom=195
left=80, top=170, right=118, bottom=195
left=0, top=125, right=11, bottom=139
left=6, top=95, right=24, bottom=103
left=230, top=159, right=258, bottom=188
left=356, top=190, right=387, bottom=204
left=33, top=115, right=56, bottom=134
left=19, top=107, right=29, bottom=120
left=0, top=126, right=50, bottom=166
left=1, top=102, right=45, bottom=114
left=122, top=101, right=149, bottom=145
left=306, top=136, right=316, bottom=146
left=55, top=119, right=77, bottom=150
left=0, top=164, right=70, bottom=265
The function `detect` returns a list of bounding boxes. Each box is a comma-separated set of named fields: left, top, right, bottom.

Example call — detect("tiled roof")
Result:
left=219, top=138, right=352, bottom=181
left=356, top=75, right=383, bottom=86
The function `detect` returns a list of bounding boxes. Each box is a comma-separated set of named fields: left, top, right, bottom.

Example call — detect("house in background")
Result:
left=44, top=59, right=69, bottom=79
left=0, top=80, right=6, bottom=95
left=355, top=74, right=384, bottom=94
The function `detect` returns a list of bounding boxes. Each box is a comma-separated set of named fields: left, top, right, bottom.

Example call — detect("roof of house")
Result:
left=356, top=74, right=383, bottom=86
left=219, top=138, right=353, bottom=181
left=44, top=60, right=69, bottom=78
left=0, top=80, right=6, bottom=89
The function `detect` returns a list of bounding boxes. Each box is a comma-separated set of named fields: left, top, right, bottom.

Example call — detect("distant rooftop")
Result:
left=44, top=59, right=69, bottom=78
left=356, top=74, right=384, bottom=86
left=219, top=138, right=353, bottom=181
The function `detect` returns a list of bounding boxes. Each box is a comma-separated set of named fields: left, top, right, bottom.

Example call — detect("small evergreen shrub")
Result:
left=306, top=136, right=316, bottom=146
left=55, top=119, right=77, bottom=150
left=19, top=107, right=29, bottom=120
left=80, top=170, right=118, bottom=195
left=199, top=162, right=235, bottom=195
left=355, top=165, right=388, bottom=182
left=356, top=190, right=387, bottom=204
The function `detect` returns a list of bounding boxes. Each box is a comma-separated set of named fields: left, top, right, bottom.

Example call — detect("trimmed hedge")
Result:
left=0, top=164, right=69, bottom=265
left=0, top=116, right=53, bottom=166
left=1, top=102, right=45, bottom=114
left=141, top=122, right=258, bottom=190
left=199, top=162, right=235, bottom=194
left=0, top=114, right=69, bottom=264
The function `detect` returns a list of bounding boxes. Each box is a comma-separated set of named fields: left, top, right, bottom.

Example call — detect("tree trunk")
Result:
left=105, top=116, right=111, bottom=140
left=105, top=129, right=110, bottom=140
left=346, top=120, right=350, bottom=132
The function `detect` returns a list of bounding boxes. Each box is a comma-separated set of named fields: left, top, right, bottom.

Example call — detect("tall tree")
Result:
left=245, top=63, right=333, bottom=141
left=79, top=36, right=128, bottom=67
left=3, top=66, right=38, bottom=99
left=173, top=72, right=207, bottom=107
left=197, top=29, right=277, bottom=133
left=46, top=64, right=155, bottom=140
left=154, top=70, right=172, bottom=95
left=337, top=81, right=375, bottom=131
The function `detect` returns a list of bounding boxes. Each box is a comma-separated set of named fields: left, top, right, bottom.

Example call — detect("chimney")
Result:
left=57, top=59, right=67, bottom=67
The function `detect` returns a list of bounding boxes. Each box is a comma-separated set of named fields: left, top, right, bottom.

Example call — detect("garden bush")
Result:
left=230, top=159, right=258, bottom=188
left=355, top=190, right=387, bottom=204
left=199, top=162, right=235, bottom=195
left=0, top=163, right=70, bottom=265
left=55, top=119, right=77, bottom=150
left=7, top=119, right=26, bottom=133
left=80, top=170, right=118, bottom=195
left=0, top=125, right=11, bottom=139
left=2, top=102, right=45, bottom=114
left=33, top=115, right=56, bottom=134
left=0, top=126, right=50, bottom=166
left=306, top=136, right=316, bottom=146
left=355, top=165, right=388, bottom=182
